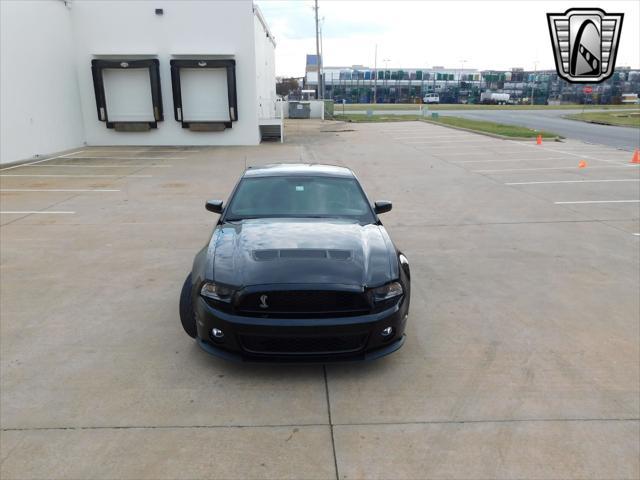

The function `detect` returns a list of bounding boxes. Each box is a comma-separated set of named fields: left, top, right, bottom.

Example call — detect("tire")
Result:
left=179, top=273, right=197, bottom=338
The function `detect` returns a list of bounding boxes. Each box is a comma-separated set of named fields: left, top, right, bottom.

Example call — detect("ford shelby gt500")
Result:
left=179, top=164, right=410, bottom=361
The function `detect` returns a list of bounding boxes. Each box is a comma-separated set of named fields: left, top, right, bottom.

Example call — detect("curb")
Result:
left=0, top=147, right=85, bottom=170
left=561, top=114, right=640, bottom=129
left=419, top=119, right=563, bottom=142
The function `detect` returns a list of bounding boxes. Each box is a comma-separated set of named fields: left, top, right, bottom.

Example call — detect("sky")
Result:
left=255, top=0, right=640, bottom=77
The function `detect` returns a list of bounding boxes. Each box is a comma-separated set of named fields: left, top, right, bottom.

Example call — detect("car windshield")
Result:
left=225, top=176, right=375, bottom=222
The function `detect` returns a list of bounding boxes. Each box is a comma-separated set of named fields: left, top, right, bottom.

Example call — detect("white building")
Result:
left=0, top=0, right=277, bottom=166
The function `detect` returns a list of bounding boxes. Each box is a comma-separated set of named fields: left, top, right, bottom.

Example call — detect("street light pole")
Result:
left=373, top=44, right=377, bottom=104
left=319, top=16, right=325, bottom=99
left=530, top=61, right=538, bottom=106
left=314, top=0, right=322, bottom=99
left=458, top=59, right=467, bottom=103
left=383, top=58, right=390, bottom=102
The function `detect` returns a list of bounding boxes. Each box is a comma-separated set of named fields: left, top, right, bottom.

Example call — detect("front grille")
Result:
left=239, top=333, right=367, bottom=355
left=235, top=290, right=370, bottom=318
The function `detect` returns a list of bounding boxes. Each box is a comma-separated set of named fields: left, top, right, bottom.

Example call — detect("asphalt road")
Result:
left=345, top=108, right=640, bottom=151
left=437, top=109, right=640, bottom=151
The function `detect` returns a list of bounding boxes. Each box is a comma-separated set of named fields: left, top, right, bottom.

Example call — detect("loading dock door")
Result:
left=91, top=58, right=163, bottom=131
left=170, top=59, right=237, bottom=131
left=103, top=69, right=155, bottom=122
left=180, top=68, right=230, bottom=122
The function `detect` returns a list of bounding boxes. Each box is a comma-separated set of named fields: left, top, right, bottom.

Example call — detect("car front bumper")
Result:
left=194, top=297, right=409, bottom=362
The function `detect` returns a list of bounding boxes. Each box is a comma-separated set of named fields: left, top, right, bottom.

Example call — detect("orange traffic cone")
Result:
left=631, top=149, right=640, bottom=164
left=536, top=135, right=542, bottom=145
left=578, top=160, right=587, bottom=168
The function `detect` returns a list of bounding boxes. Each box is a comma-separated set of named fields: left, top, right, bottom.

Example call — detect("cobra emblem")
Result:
left=259, top=294, right=269, bottom=309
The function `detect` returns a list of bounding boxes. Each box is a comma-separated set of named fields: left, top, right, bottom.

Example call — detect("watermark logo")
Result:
left=547, top=8, right=623, bottom=83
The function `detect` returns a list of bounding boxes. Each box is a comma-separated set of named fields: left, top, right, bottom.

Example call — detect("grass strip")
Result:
left=426, top=116, right=559, bottom=138
left=563, top=110, right=640, bottom=128
left=333, top=114, right=560, bottom=138
left=340, top=103, right=639, bottom=112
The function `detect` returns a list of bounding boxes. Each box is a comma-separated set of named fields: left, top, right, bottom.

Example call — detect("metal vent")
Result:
left=327, top=249, right=351, bottom=260
left=253, top=249, right=279, bottom=261
left=280, top=249, right=326, bottom=259
left=252, top=249, right=352, bottom=261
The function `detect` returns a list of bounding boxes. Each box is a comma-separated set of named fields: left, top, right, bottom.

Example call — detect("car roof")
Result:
left=243, top=164, right=354, bottom=178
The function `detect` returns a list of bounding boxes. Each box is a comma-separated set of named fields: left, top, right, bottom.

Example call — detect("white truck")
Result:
left=480, top=92, right=510, bottom=105
left=423, top=93, right=439, bottom=104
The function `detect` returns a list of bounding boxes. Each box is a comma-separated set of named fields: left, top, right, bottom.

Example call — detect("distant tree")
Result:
left=276, top=78, right=299, bottom=96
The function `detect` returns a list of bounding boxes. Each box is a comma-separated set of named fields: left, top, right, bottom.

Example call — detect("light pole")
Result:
left=429, top=61, right=436, bottom=94
left=314, top=0, right=321, bottom=99
left=319, top=16, right=325, bottom=99
left=530, top=60, right=538, bottom=105
left=458, top=59, right=467, bottom=103
left=420, top=60, right=426, bottom=100
left=383, top=58, right=390, bottom=102
left=373, top=44, right=377, bottom=104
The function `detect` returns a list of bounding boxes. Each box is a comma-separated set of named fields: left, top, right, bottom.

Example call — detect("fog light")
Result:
left=211, top=328, right=224, bottom=339
left=381, top=326, right=394, bottom=337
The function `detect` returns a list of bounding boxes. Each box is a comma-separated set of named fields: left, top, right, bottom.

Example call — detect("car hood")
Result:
left=209, top=218, right=395, bottom=288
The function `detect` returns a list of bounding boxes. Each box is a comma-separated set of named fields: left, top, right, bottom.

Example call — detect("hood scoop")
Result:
left=253, top=249, right=352, bottom=261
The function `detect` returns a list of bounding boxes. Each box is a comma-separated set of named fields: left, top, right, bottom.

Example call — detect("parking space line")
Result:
left=554, top=200, right=640, bottom=204
left=404, top=140, right=493, bottom=145
left=1, top=189, right=120, bottom=192
left=392, top=133, right=468, bottom=136
left=416, top=142, right=500, bottom=147
left=24, top=164, right=172, bottom=168
left=506, top=179, right=640, bottom=185
left=436, top=151, right=530, bottom=156
left=392, top=135, right=471, bottom=140
left=0, top=211, right=76, bottom=214
left=634, top=233, right=640, bottom=236
left=63, top=156, right=184, bottom=160
left=454, top=157, right=569, bottom=164
left=401, top=140, right=487, bottom=144
left=0, top=151, right=85, bottom=171
left=474, top=165, right=640, bottom=173
left=0, top=174, right=152, bottom=178
left=75, top=149, right=189, bottom=154
left=503, top=139, right=632, bottom=165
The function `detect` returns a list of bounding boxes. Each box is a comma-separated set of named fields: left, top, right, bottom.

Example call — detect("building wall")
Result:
left=71, top=0, right=260, bottom=146
left=253, top=9, right=277, bottom=119
left=0, top=1, right=85, bottom=165
left=0, top=0, right=272, bottom=165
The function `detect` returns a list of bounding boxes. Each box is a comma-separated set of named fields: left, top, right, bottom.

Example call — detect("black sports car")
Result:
left=179, top=164, right=410, bottom=362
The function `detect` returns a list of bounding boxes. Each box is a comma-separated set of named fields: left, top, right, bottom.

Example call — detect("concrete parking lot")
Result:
left=1, top=119, right=639, bottom=479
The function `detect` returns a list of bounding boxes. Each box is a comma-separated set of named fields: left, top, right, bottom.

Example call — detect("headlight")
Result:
left=372, top=281, right=403, bottom=302
left=200, top=282, right=234, bottom=303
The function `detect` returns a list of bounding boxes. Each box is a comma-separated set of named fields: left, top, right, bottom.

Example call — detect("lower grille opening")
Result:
left=239, top=333, right=367, bottom=355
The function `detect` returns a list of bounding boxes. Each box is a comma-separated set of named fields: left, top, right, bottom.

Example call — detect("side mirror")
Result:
left=374, top=201, right=392, bottom=214
left=205, top=199, right=224, bottom=214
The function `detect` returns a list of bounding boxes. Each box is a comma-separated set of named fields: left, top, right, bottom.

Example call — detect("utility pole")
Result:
left=373, top=44, right=378, bottom=104
left=314, top=0, right=322, bottom=99
left=458, top=59, right=466, bottom=103
left=530, top=61, right=538, bottom=105
left=319, top=16, right=325, bottom=99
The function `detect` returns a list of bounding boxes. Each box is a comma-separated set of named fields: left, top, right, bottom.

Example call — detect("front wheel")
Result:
left=179, top=273, right=197, bottom=338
